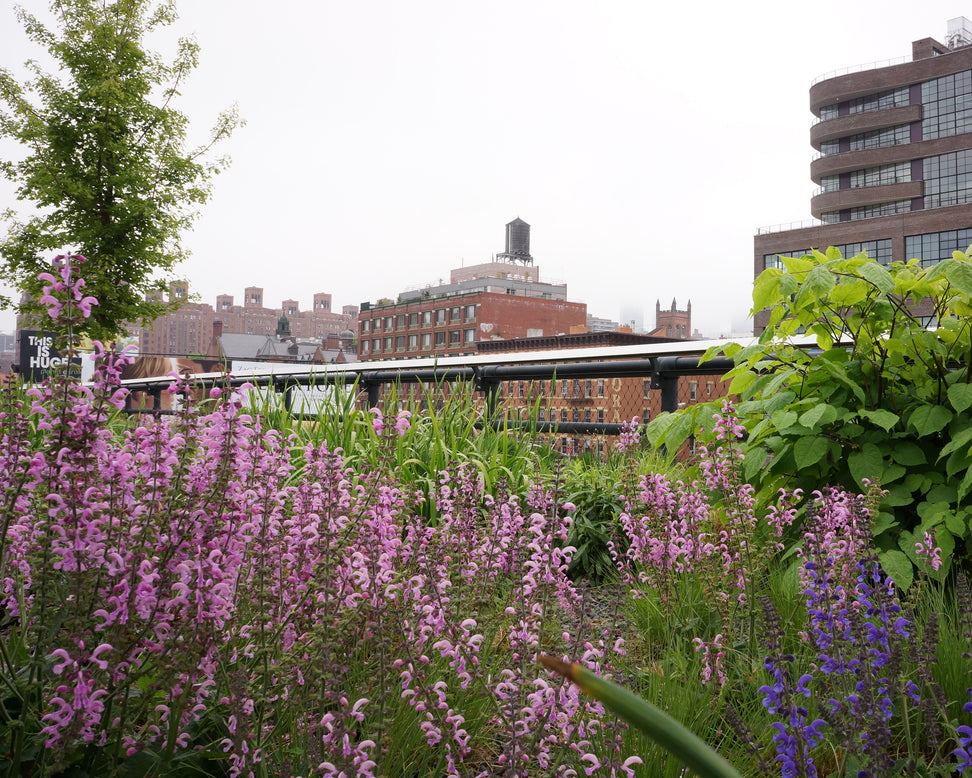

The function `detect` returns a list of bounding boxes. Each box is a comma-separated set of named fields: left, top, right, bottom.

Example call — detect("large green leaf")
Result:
left=879, top=549, right=913, bottom=592
left=794, top=435, right=830, bottom=469
left=892, top=441, right=927, bottom=467
left=940, top=426, right=972, bottom=460
left=799, top=403, right=837, bottom=430
left=859, top=261, right=895, bottom=294
left=908, top=405, right=953, bottom=437
left=858, top=408, right=899, bottom=431
left=947, top=383, right=972, bottom=413
left=848, top=442, right=884, bottom=486
left=945, top=258, right=972, bottom=296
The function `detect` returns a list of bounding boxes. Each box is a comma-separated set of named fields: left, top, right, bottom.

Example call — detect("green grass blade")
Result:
left=539, top=655, right=743, bottom=778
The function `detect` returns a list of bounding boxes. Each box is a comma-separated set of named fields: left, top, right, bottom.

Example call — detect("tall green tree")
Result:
left=0, top=0, right=240, bottom=340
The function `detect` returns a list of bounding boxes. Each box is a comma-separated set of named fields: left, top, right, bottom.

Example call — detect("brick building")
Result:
left=136, top=283, right=358, bottom=358
left=357, top=219, right=587, bottom=360
left=480, top=331, right=730, bottom=457
left=756, top=17, right=972, bottom=332
left=650, top=299, right=691, bottom=339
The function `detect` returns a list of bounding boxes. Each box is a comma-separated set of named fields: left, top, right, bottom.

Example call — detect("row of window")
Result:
left=763, top=239, right=892, bottom=270
left=850, top=161, right=912, bottom=189
left=819, top=87, right=911, bottom=122
left=359, top=328, right=477, bottom=354
left=905, top=227, right=972, bottom=266
left=498, top=378, right=609, bottom=399
left=361, top=304, right=477, bottom=334
left=848, top=123, right=911, bottom=152
left=763, top=230, right=972, bottom=271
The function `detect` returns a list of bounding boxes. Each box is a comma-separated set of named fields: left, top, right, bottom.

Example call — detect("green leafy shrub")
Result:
left=704, top=247, right=972, bottom=581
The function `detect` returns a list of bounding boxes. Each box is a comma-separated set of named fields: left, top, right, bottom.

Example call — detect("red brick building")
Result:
left=136, top=283, right=358, bottom=358
left=358, top=290, right=586, bottom=360
left=357, top=219, right=587, bottom=360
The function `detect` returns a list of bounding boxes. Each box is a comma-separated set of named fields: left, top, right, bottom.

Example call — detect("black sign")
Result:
left=18, top=330, right=81, bottom=382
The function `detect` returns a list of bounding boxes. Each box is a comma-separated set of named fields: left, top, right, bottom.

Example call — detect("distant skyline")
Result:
left=1, top=1, right=967, bottom=338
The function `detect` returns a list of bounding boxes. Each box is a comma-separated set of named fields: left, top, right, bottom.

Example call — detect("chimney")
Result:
left=213, top=320, right=223, bottom=339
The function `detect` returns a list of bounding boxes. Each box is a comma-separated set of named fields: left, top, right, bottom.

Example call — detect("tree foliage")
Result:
left=0, top=0, right=240, bottom=340
left=651, top=248, right=972, bottom=576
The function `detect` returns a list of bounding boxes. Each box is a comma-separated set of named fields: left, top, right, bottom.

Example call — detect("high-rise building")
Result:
left=755, top=17, right=972, bottom=332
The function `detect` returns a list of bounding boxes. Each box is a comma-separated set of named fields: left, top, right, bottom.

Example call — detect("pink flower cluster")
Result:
left=3, top=348, right=640, bottom=776
left=614, top=402, right=800, bottom=685
left=37, top=254, right=98, bottom=321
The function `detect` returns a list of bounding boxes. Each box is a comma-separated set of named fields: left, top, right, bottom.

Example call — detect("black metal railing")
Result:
left=118, top=339, right=741, bottom=443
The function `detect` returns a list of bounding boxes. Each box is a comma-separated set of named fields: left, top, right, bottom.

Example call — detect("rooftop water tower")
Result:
left=497, top=217, right=533, bottom=264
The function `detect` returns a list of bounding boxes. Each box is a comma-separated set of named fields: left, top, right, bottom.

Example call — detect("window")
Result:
left=690, top=382, right=697, bottom=401
left=643, top=380, right=651, bottom=399
left=597, top=409, right=604, bottom=423
left=584, top=379, right=591, bottom=398
left=847, top=86, right=909, bottom=114
left=449, top=330, right=460, bottom=346
left=843, top=199, right=911, bottom=221
left=422, top=310, right=433, bottom=326
left=361, top=339, right=370, bottom=353
left=847, top=124, right=910, bottom=152
left=818, top=103, right=838, bottom=120
left=573, top=379, right=581, bottom=398
left=518, top=381, right=525, bottom=397
left=643, top=408, right=650, bottom=423
left=372, top=338, right=380, bottom=353
left=561, top=381, right=568, bottom=398
left=408, top=334, right=418, bottom=350
left=450, top=307, right=461, bottom=322
left=408, top=312, right=419, bottom=328
left=395, top=336, right=405, bottom=352
left=561, top=409, right=568, bottom=422
left=395, top=314, right=406, bottom=330
left=923, top=149, right=972, bottom=208
left=597, top=379, right=604, bottom=397
left=706, top=382, right=713, bottom=397
left=383, top=337, right=393, bottom=351
left=572, top=409, right=579, bottom=422
left=905, top=227, right=972, bottom=267
left=373, top=319, right=381, bottom=332
left=362, top=320, right=370, bottom=333
left=435, top=331, right=446, bottom=347
left=464, top=328, right=476, bottom=344
left=849, top=161, right=911, bottom=189
left=384, top=316, right=393, bottom=331
left=922, top=69, right=972, bottom=140
left=538, top=408, right=545, bottom=421
left=421, top=333, right=431, bottom=349
left=584, top=409, right=591, bottom=423
left=436, top=309, right=446, bottom=324
left=464, top=304, right=476, bottom=321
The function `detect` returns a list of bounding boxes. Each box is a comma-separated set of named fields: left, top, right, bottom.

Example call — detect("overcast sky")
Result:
left=0, top=1, right=968, bottom=338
